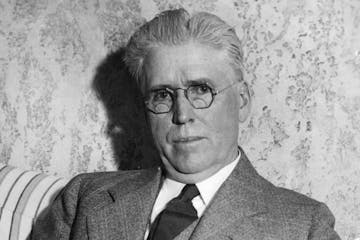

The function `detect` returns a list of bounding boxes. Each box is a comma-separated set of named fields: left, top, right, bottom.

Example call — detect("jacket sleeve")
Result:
left=31, top=174, right=87, bottom=240
left=308, top=203, right=342, bottom=240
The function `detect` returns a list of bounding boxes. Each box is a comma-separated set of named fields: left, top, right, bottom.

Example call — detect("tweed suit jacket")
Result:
left=32, top=151, right=341, bottom=240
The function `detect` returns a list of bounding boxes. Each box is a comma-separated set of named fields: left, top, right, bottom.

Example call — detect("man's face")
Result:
left=143, top=42, right=247, bottom=183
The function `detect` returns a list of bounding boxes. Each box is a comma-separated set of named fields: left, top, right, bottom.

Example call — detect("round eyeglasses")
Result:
left=144, top=81, right=240, bottom=114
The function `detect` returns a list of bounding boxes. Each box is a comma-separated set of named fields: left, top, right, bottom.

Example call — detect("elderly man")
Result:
left=32, top=8, right=340, bottom=240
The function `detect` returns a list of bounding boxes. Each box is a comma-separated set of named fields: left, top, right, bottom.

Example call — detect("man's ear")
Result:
left=238, top=81, right=251, bottom=123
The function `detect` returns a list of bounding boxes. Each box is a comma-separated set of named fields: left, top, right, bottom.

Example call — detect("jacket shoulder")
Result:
left=68, top=168, right=159, bottom=199
left=266, top=185, right=336, bottom=229
left=32, top=168, right=159, bottom=240
left=272, top=186, right=320, bottom=206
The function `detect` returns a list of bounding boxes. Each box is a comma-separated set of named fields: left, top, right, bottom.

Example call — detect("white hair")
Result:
left=124, top=8, right=244, bottom=87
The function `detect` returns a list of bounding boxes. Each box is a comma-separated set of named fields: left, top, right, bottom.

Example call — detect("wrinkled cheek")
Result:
left=149, top=118, right=170, bottom=151
left=210, top=110, right=239, bottom=146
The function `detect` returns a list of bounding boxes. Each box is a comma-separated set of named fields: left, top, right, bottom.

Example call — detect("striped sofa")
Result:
left=0, top=164, right=68, bottom=240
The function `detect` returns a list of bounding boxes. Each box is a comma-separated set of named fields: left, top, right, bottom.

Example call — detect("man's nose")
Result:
left=172, top=90, right=195, bottom=124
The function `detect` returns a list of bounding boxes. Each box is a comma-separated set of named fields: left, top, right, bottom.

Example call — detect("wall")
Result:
left=0, top=0, right=359, bottom=238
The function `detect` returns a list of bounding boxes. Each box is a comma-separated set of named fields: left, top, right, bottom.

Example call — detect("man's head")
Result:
left=124, top=8, right=251, bottom=183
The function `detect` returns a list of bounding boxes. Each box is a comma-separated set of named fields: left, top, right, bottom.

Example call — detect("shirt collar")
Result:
left=162, top=150, right=241, bottom=206
left=196, top=151, right=240, bottom=205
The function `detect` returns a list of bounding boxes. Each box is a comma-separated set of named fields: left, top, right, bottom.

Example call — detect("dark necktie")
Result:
left=147, top=184, right=200, bottom=240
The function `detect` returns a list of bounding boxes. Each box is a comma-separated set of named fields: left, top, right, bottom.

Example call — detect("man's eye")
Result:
left=153, top=90, right=171, bottom=101
left=191, top=85, right=211, bottom=95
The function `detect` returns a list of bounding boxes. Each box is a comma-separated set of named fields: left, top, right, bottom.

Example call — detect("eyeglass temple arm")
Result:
left=214, top=81, right=243, bottom=95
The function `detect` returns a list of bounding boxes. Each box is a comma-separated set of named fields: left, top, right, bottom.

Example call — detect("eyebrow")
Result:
left=148, top=84, right=174, bottom=91
left=186, top=78, right=213, bottom=86
left=148, top=78, right=215, bottom=91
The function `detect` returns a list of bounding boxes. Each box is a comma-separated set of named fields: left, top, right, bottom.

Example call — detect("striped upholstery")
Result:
left=0, top=164, right=68, bottom=240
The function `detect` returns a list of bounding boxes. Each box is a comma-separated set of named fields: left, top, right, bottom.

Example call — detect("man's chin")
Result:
left=171, top=142, right=207, bottom=156
left=170, top=155, right=209, bottom=174
left=169, top=149, right=202, bottom=165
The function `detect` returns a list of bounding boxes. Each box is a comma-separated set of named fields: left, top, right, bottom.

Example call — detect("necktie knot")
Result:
left=178, top=184, right=200, bottom=202
left=147, top=184, right=200, bottom=240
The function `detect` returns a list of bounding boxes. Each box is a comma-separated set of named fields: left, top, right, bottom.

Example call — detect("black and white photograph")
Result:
left=0, top=0, right=359, bottom=239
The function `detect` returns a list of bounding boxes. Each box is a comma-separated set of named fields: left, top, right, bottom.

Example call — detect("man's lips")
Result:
left=172, top=136, right=205, bottom=143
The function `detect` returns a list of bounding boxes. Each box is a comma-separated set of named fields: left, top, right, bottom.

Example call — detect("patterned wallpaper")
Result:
left=0, top=0, right=359, bottom=238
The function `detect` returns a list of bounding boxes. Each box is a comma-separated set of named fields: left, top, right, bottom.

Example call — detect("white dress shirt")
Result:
left=144, top=151, right=240, bottom=239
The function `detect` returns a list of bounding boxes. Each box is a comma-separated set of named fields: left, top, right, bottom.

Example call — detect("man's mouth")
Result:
left=173, top=136, right=205, bottom=143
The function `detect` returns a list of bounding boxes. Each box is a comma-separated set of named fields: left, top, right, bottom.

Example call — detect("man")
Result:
left=32, top=8, right=340, bottom=240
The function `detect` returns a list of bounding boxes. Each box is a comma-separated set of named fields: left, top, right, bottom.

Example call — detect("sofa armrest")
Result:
left=0, top=164, right=68, bottom=240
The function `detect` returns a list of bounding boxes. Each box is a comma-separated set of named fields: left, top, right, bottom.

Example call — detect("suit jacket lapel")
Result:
left=87, top=168, right=162, bottom=240
left=190, top=150, right=270, bottom=240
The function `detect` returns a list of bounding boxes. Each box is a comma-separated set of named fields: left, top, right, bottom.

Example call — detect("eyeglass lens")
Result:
left=147, top=84, right=214, bottom=113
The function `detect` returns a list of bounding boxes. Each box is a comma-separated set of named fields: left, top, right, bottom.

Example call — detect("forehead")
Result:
left=143, top=42, right=237, bottom=89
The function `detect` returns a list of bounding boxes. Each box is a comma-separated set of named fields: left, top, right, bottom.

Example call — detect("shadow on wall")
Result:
left=92, top=48, right=160, bottom=170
